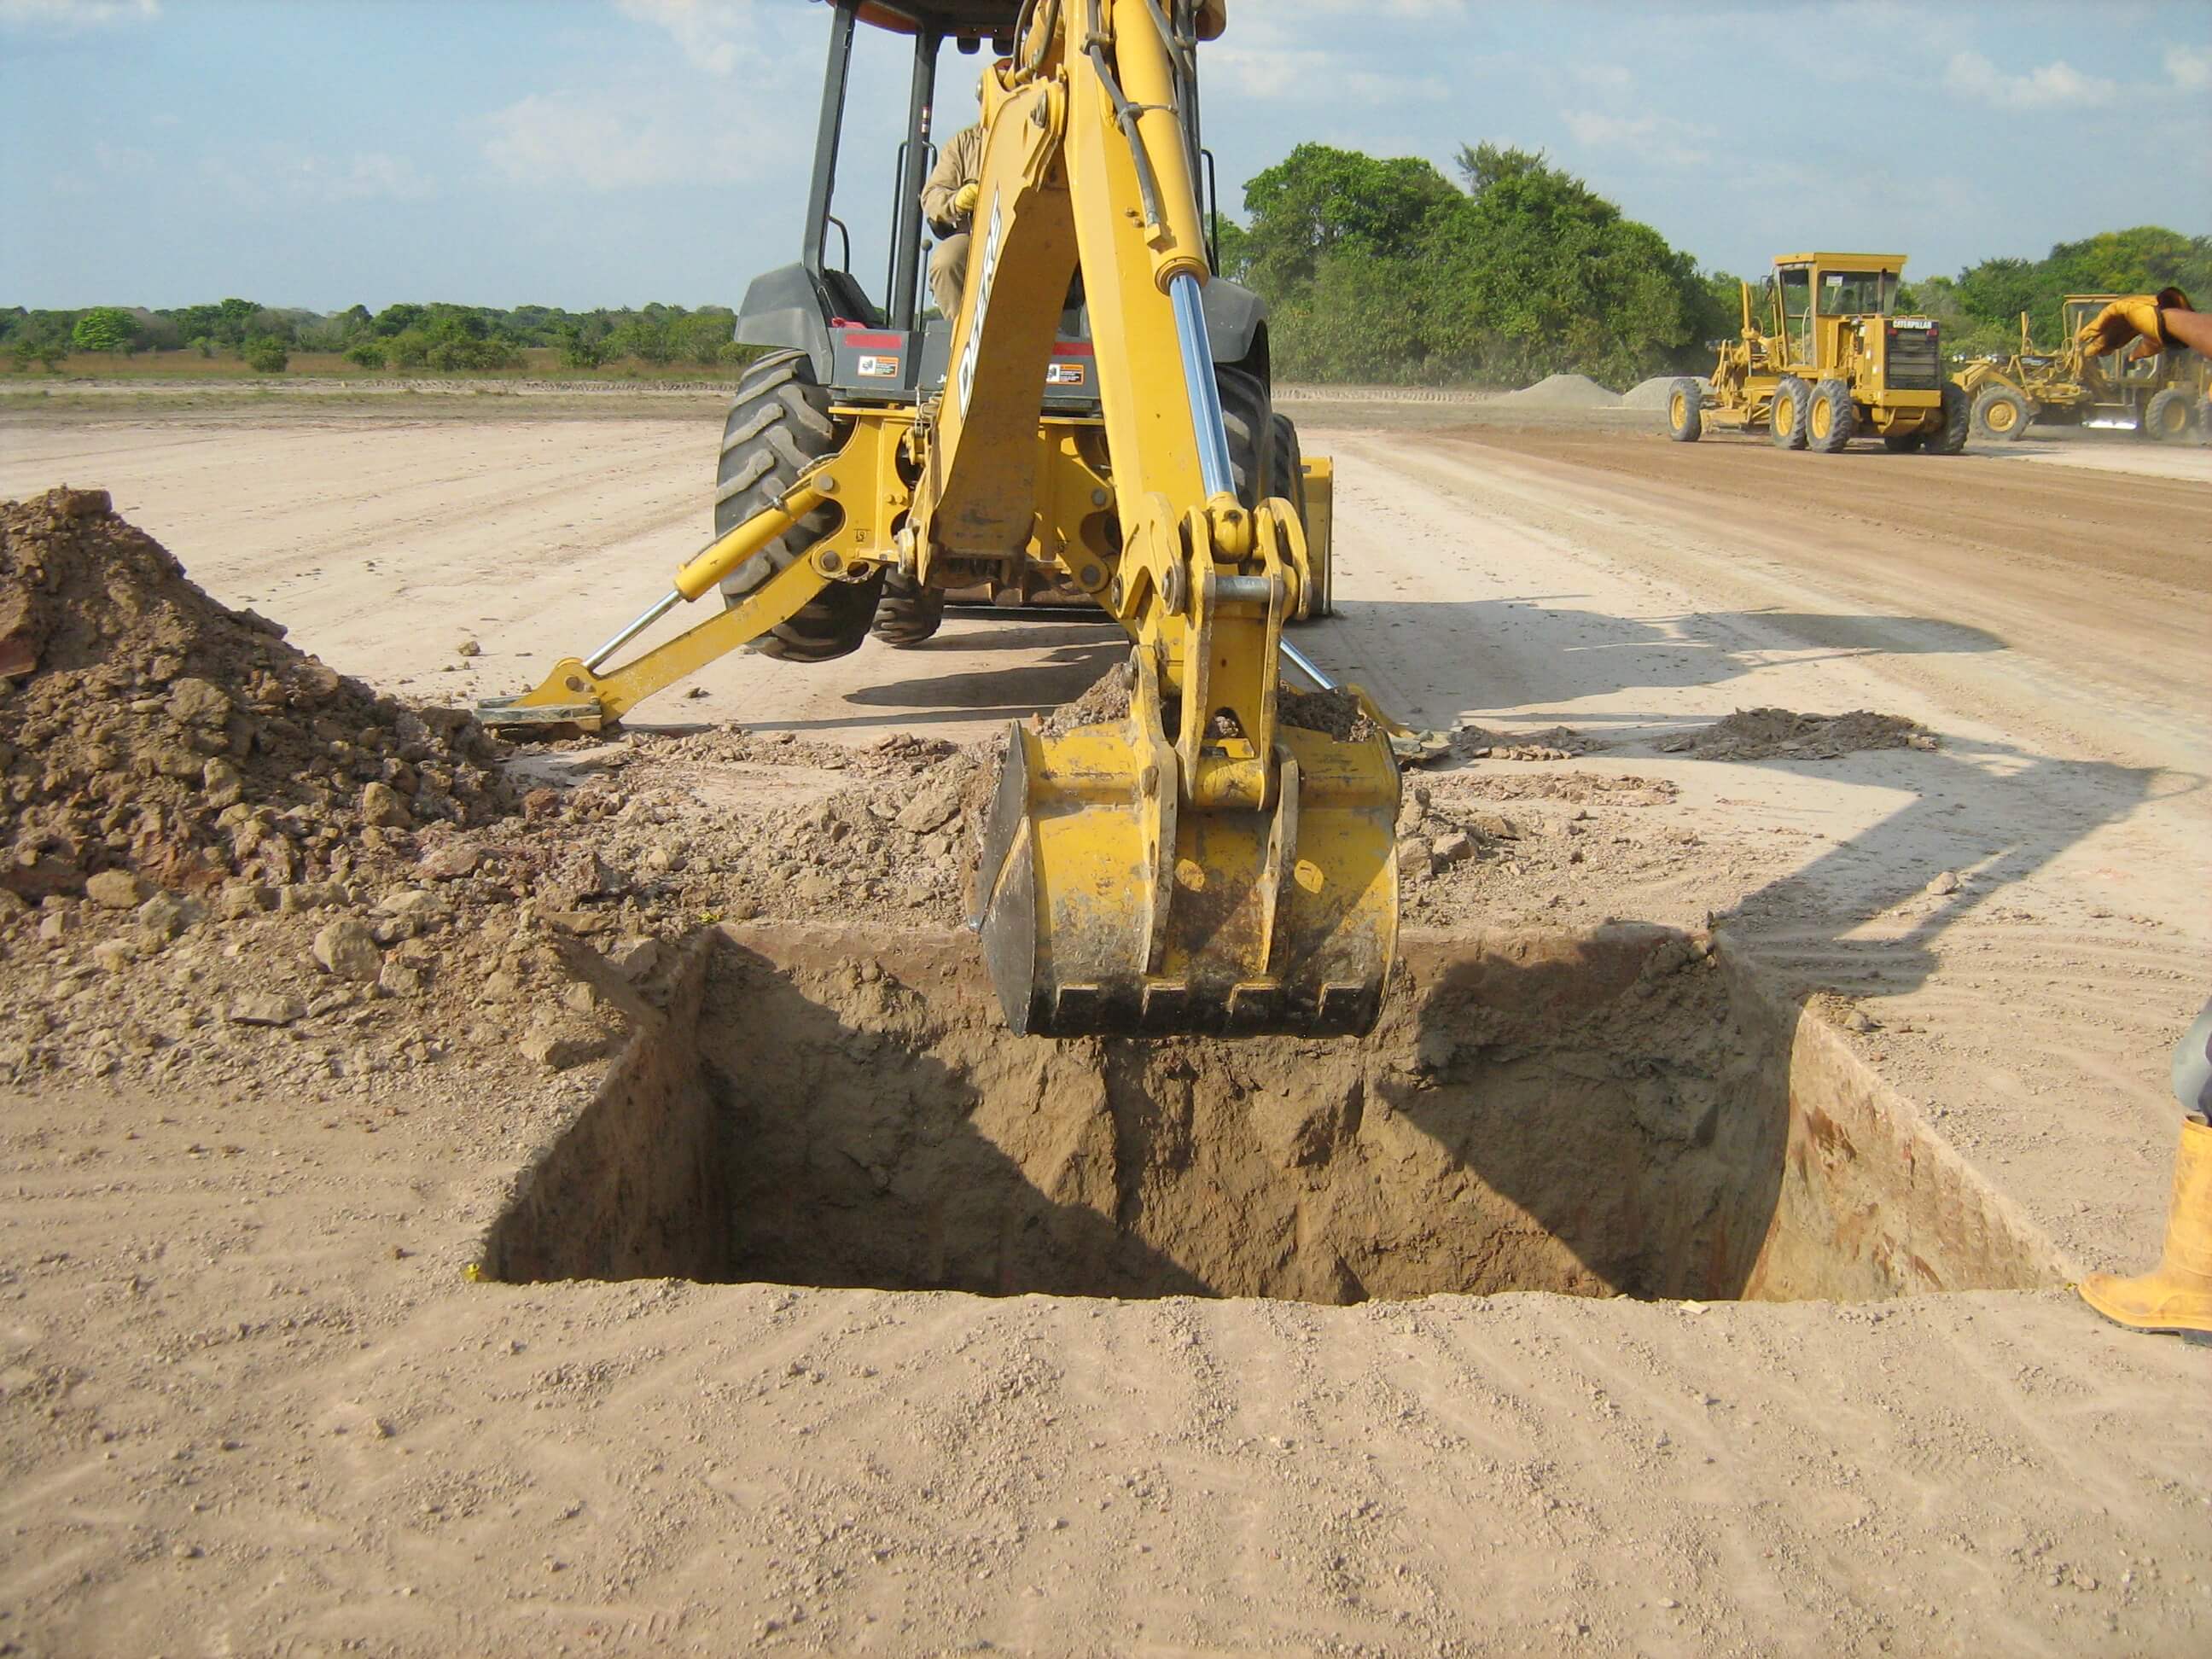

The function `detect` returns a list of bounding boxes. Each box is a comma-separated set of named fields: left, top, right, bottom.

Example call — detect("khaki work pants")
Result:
left=928, top=233, right=970, bottom=321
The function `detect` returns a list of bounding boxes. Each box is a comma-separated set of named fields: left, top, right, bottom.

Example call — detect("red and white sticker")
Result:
left=857, top=354, right=901, bottom=378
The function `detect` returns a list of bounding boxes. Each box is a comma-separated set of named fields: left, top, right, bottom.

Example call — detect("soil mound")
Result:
left=1492, top=373, right=1619, bottom=410
left=1655, top=707, right=1933, bottom=761
left=1621, top=375, right=1708, bottom=410
left=1, top=487, right=509, bottom=899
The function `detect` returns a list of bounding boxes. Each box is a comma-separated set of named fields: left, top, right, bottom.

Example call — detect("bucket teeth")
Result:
left=975, top=710, right=1399, bottom=1039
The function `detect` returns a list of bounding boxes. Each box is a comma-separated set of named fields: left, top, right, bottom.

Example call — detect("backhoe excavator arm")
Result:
left=912, top=0, right=1397, bottom=1036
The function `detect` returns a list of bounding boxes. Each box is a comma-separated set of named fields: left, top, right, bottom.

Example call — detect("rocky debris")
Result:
left=1928, top=870, right=1961, bottom=896
left=1654, top=708, right=1933, bottom=762
left=521, top=1019, right=613, bottom=1072
left=1448, top=722, right=1597, bottom=761
left=312, top=917, right=381, bottom=981
left=85, top=870, right=148, bottom=909
left=1280, top=688, right=1383, bottom=743
left=1038, top=666, right=1132, bottom=736
left=0, top=488, right=509, bottom=905
left=225, top=992, right=304, bottom=1027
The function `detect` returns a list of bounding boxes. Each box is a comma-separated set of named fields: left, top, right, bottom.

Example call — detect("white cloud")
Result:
left=195, top=147, right=437, bottom=210
left=614, top=0, right=761, bottom=78
left=483, top=90, right=776, bottom=192
left=1209, top=45, right=1447, bottom=104
left=1942, top=50, right=2116, bottom=111
left=1563, top=110, right=1709, bottom=168
left=0, top=0, right=156, bottom=26
left=1570, top=63, right=1633, bottom=91
left=2167, top=44, right=2211, bottom=92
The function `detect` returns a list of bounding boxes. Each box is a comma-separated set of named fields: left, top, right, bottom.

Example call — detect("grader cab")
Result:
left=1666, top=253, right=1968, bottom=454
left=1956, top=295, right=2206, bottom=443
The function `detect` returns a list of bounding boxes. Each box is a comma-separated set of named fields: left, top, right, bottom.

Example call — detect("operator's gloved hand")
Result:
left=952, top=181, right=981, bottom=218
left=2076, top=288, right=2194, bottom=358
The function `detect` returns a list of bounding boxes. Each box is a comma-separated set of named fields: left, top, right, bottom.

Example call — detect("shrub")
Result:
left=344, top=340, right=387, bottom=370
left=71, top=307, right=141, bottom=354
left=242, top=336, right=289, bottom=374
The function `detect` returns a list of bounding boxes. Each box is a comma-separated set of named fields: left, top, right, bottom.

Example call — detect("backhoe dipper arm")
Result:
left=930, top=0, right=1399, bottom=1037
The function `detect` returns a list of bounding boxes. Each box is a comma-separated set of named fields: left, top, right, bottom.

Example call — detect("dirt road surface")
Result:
left=3, top=404, right=2208, bottom=1656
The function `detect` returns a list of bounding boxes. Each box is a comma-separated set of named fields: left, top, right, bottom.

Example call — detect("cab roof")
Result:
left=1774, top=253, right=1909, bottom=271
left=854, top=2, right=1023, bottom=35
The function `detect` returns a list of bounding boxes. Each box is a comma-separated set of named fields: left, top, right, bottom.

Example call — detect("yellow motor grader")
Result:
left=1665, top=253, right=1967, bottom=454
left=1955, top=294, right=2206, bottom=443
left=482, top=0, right=1400, bottom=1041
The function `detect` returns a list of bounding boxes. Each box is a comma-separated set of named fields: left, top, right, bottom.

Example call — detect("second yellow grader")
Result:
left=1665, top=253, right=1968, bottom=454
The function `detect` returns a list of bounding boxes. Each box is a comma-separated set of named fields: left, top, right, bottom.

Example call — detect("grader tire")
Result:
left=871, top=568, right=946, bottom=647
left=713, top=348, right=883, bottom=662
left=1217, top=365, right=1275, bottom=509
left=2145, top=387, right=2196, bottom=443
left=1769, top=376, right=1810, bottom=450
left=1883, top=430, right=1927, bottom=452
left=1928, top=381, right=1970, bottom=455
left=1807, top=378, right=1856, bottom=453
left=1972, top=385, right=2031, bottom=442
left=1267, top=412, right=1330, bottom=620
left=1665, top=378, right=1703, bottom=442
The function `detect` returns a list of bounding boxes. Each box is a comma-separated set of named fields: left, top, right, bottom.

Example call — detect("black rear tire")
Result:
left=1216, top=365, right=1275, bottom=508
left=1972, top=384, right=2031, bottom=441
left=1807, top=378, right=1856, bottom=453
left=1770, top=376, right=1809, bottom=450
left=1267, top=412, right=1331, bottom=620
left=1883, top=430, right=1927, bottom=452
left=1665, top=378, right=1703, bottom=442
left=2145, top=387, right=2196, bottom=443
left=871, top=568, right=945, bottom=646
left=1928, top=381, right=1970, bottom=455
left=713, top=348, right=882, bottom=662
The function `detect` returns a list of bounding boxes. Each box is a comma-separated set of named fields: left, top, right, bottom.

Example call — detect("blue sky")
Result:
left=3, top=0, right=2206, bottom=311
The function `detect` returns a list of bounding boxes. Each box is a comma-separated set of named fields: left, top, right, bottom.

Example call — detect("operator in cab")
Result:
left=923, top=3, right=1229, bottom=322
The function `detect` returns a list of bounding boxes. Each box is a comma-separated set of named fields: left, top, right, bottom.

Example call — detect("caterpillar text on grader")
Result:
left=1955, top=294, right=2209, bottom=444
left=1665, top=253, right=1968, bottom=454
left=482, top=0, right=1405, bottom=1041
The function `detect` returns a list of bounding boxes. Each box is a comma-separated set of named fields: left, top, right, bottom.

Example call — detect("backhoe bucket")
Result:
left=976, top=696, right=1400, bottom=1039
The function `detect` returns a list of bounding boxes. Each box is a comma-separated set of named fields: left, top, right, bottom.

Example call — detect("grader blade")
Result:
left=976, top=671, right=1400, bottom=1039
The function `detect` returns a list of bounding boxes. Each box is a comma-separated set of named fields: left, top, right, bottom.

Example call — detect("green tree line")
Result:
left=0, top=300, right=752, bottom=375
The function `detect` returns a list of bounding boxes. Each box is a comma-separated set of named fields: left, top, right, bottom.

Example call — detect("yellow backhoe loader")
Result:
left=481, top=0, right=1401, bottom=1040
left=1665, top=253, right=1967, bottom=454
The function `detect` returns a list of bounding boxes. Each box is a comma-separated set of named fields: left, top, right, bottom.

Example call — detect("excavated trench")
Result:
left=480, top=923, right=2063, bottom=1304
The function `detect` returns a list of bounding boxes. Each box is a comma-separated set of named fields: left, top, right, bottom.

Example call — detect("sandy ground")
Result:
left=2, top=403, right=2209, bottom=1656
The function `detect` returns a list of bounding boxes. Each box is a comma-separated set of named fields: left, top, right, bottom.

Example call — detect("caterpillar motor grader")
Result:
left=1665, top=253, right=1968, bottom=454
left=1955, top=294, right=2206, bottom=443
left=482, top=0, right=1399, bottom=1040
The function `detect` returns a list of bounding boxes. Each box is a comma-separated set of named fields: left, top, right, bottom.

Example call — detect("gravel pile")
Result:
left=1490, top=373, right=1621, bottom=410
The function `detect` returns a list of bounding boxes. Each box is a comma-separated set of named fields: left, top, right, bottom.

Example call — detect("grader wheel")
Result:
left=1928, top=381, right=1970, bottom=455
left=1972, top=386, right=2031, bottom=442
left=1807, top=379, right=1856, bottom=453
left=2145, top=387, right=2197, bottom=443
left=1770, top=376, right=1810, bottom=450
left=1665, top=378, right=1703, bottom=443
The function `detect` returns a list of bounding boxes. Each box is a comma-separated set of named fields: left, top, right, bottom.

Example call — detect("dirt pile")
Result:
left=0, top=487, right=508, bottom=901
left=1448, top=720, right=1598, bottom=761
left=1621, top=375, right=1707, bottom=410
left=1655, top=707, right=1935, bottom=761
left=1491, top=373, right=1620, bottom=410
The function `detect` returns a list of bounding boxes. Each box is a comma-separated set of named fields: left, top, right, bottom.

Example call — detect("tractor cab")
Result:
left=730, top=0, right=1265, bottom=414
